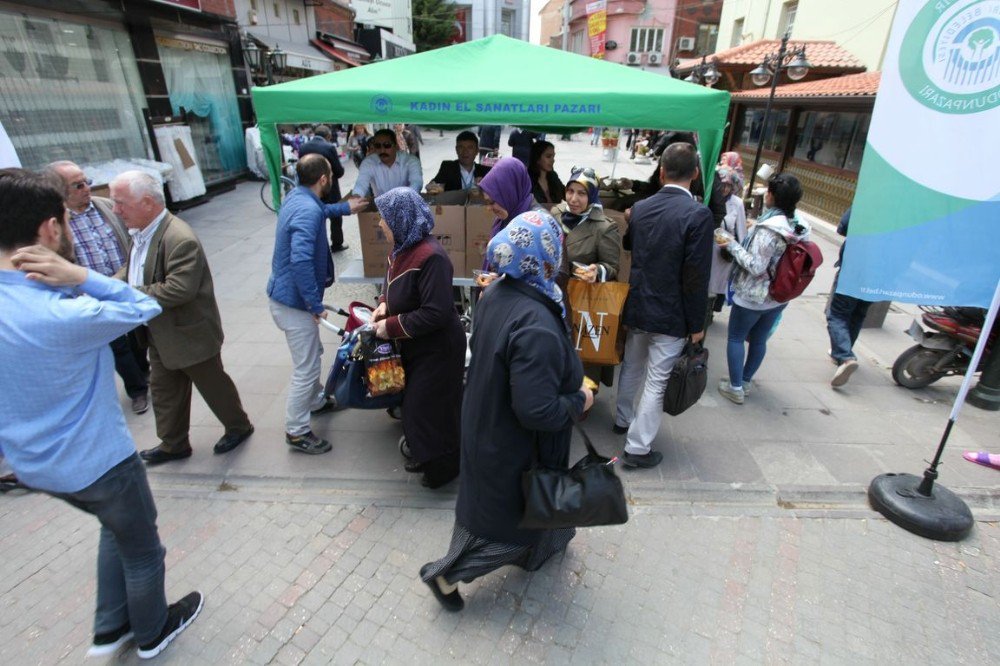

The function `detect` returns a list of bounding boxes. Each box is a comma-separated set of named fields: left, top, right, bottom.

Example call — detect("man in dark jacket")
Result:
left=298, top=125, right=349, bottom=252
left=508, top=128, right=541, bottom=166
left=613, top=143, right=714, bottom=468
left=429, top=131, right=491, bottom=192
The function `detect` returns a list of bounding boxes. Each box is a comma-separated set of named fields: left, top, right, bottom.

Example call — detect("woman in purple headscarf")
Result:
left=371, top=188, right=465, bottom=488
left=477, top=157, right=547, bottom=239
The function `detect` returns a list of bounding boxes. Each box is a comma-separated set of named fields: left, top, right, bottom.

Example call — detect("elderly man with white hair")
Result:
left=111, top=171, right=253, bottom=465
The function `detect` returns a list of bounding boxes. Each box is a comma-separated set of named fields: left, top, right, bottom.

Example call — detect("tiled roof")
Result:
left=676, top=39, right=866, bottom=72
left=731, top=72, right=881, bottom=99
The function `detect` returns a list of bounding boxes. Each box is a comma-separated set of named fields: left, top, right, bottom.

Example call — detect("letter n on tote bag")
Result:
left=567, top=280, right=629, bottom=366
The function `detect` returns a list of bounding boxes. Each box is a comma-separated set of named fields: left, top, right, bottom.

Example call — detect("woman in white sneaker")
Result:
left=716, top=173, right=809, bottom=404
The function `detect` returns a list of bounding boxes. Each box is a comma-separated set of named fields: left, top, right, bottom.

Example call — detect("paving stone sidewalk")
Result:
left=1, top=487, right=998, bottom=664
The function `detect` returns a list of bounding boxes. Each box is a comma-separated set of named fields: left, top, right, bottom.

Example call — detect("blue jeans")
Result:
left=52, top=453, right=167, bottom=644
left=826, top=275, right=871, bottom=363
left=726, top=303, right=786, bottom=388
left=110, top=331, right=148, bottom=399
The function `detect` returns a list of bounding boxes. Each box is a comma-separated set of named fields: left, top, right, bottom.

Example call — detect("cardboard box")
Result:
left=357, top=209, right=391, bottom=278
left=465, top=203, right=495, bottom=276
left=446, top=252, right=467, bottom=279
left=604, top=209, right=631, bottom=284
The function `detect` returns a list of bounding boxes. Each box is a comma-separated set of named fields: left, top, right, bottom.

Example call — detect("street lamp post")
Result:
left=745, top=31, right=811, bottom=196
left=242, top=33, right=286, bottom=85
left=684, top=54, right=720, bottom=87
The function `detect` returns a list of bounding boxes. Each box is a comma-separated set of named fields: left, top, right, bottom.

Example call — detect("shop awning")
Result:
left=309, top=39, right=361, bottom=68
left=247, top=31, right=335, bottom=73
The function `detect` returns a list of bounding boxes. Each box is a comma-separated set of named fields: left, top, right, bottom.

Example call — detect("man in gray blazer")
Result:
left=48, top=160, right=150, bottom=414
left=111, top=171, right=253, bottom=465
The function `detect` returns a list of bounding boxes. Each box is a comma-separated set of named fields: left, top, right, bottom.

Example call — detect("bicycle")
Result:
left=260, top=174, right=297, bottom=212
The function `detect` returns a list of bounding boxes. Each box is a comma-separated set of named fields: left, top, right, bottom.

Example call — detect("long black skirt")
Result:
left=421, top=522, right=575, bottom=586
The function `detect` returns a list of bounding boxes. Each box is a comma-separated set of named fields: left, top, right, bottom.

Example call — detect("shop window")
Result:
left=695, top=24, right=718, bottom=55
left=157, top=37, right=245, bottom=185
left=793, top=111, right=872, bottom=172
left=630, top=28, right=664, bottom=53
left=0, top=11, right=150, bottom=168
left=738, top=108, right=791, bottom=154
left=501, top=10, right=515, bottom=38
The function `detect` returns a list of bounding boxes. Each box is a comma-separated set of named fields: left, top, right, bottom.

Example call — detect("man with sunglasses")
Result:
left=351, top=129, right=423, bottom=198
left=47, top=160, right=151, bottom=415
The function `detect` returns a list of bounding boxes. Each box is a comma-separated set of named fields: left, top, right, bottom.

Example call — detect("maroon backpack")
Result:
left=768, top=236, right=824, bottom=302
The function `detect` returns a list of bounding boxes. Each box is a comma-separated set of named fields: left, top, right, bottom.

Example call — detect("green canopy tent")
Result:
left=252, top=35, right=730, bottom=204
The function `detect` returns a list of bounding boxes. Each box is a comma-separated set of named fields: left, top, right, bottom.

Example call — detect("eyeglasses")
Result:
left=70, top=178, right=93, bottom=190
left=371, top=142, right=394, bottom=149
left=570, top=167, right=597, bottom=179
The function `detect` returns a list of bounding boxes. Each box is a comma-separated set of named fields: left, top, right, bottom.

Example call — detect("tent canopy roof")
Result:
left=251, top=35, right=730, bottom=133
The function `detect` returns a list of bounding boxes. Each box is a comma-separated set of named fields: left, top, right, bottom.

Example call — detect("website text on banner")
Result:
left=838, top=0, right=1000, bottom=308
left=587, top=1, right=607, bottom=59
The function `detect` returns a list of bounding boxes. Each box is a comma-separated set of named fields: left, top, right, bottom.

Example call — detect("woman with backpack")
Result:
left=716, top=173, right=810, bottom=405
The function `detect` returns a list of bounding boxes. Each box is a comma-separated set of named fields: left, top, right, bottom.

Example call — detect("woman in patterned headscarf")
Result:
left=370, top=188, right=465, bottom=489
left=419, top=211, right=594, bottom=612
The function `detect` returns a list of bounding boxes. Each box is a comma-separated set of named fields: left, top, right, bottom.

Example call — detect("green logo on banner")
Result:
left=901, top=0, right=1000, bottom=114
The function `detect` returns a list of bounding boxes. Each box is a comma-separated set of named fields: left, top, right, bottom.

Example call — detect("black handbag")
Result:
left=518, top=424, right=629, bottom=530
left=662, top=342, right=709, bottom=416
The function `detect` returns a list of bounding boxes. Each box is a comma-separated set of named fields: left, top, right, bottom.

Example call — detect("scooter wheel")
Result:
left=892, top=344, right=948, bottom=389
left=399, top=435, right=412, bottom=460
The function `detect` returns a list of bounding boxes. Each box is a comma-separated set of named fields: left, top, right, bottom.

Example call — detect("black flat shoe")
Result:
left=404, top=460, right=426, bottom=473
left=421, top=454, right=459, bottom=489
left=612, top=424, right=628, bottom=435
left=213, top=425, right=254, bottom=454
left=140, top=445, right=193, bottom=466
left=419, top=564, right=463, bottom=612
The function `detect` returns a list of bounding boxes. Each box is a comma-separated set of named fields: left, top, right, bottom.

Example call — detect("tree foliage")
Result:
left=413, top=0, right=457, bottom=53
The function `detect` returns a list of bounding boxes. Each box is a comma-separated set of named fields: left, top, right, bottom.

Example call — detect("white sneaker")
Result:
left=718, top=379, right=745, bottom=405
left=831, top=359, right=859, bottom=388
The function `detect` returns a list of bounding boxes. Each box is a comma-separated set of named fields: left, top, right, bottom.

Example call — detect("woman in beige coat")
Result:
left=550, top=167, right=623, bottom=390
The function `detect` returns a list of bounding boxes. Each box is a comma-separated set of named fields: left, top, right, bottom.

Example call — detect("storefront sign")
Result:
left=586, top=0, right=607, bottom=59
left=155, top=36, right=226, bottom=55
left=839, top=0, right=1000, bottom=307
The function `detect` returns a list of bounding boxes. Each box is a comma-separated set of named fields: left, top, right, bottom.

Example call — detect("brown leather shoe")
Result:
left=140, top=445, right=193, bottom=465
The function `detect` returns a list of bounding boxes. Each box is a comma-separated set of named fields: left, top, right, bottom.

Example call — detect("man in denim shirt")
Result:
left=0, top=170, right=202, bottom=659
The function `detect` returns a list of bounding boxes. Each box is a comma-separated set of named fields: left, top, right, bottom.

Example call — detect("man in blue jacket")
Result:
left=613, top=143, right=714, bottom=468
left=267, top=154, right=366, bottom=454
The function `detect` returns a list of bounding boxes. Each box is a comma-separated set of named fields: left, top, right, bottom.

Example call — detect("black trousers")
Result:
left=328, top=215, right=344, bottom=250
left=110, top=330, right=149, bottom=398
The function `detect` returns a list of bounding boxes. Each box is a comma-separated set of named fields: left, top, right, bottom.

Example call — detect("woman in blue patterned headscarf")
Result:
left=371, top=187, right=465, bottom=490
left=420, top=209, right=592, bottom=611
left=486, top=209, right=565, bottom=314
left=375, top=187, right=435, bottom=259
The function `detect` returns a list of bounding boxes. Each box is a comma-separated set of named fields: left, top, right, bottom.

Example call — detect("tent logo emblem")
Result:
left=901, top=0, right=1000, bottom=114
left=370, top=95, right=392, bottom=115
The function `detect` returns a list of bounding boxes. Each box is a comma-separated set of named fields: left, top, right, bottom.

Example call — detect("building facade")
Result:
left=558, top=0, right=677, bottom=75
left=716, top=0, right=895, bottom=71
left=670, top=0, right=721, bottom=63
left=353, top=0, right=416, bottom=57
left=0, top=0, right=253, bottom=188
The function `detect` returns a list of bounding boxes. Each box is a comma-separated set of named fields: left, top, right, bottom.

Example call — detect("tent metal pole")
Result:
left=609, top=128, right=621, bottom=179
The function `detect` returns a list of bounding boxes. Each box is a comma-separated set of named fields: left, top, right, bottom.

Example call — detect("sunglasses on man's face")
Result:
left=372, top=142, right=394, bottom=150
left=71, top=178, right=93, bottom=190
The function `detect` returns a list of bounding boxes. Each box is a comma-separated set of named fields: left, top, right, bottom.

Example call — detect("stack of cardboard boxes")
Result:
left=358, top=193, right=633, bottom=283
left=357, top=191, right=498, bottom=279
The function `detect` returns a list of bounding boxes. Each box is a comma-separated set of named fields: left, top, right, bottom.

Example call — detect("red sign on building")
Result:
left=451, top=7, right=470, bottom=44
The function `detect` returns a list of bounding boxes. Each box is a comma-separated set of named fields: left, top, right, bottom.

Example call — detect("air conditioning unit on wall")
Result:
left=625, top=51, right=642, bottom=65
left=677, top=36, right=695, bottom=51
left=648, top=53, right=663, bottom=65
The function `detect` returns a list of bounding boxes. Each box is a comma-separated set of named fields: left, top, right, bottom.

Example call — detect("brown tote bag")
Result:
left=567, top=280, right=630, bottom=366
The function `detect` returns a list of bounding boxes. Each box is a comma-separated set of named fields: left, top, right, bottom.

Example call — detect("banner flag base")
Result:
left=869, top=472, right=973, bottom=542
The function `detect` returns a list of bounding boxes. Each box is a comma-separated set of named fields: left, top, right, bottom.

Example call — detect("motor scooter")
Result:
left=892, top=306, right=995, bottom=389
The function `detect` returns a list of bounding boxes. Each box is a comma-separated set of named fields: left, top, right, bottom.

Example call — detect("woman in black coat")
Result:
left=371, top=188, right=465, bottom=488
left=420, top=210, right=594, bottom=611
left=528, top=140, right=565, bottom=205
